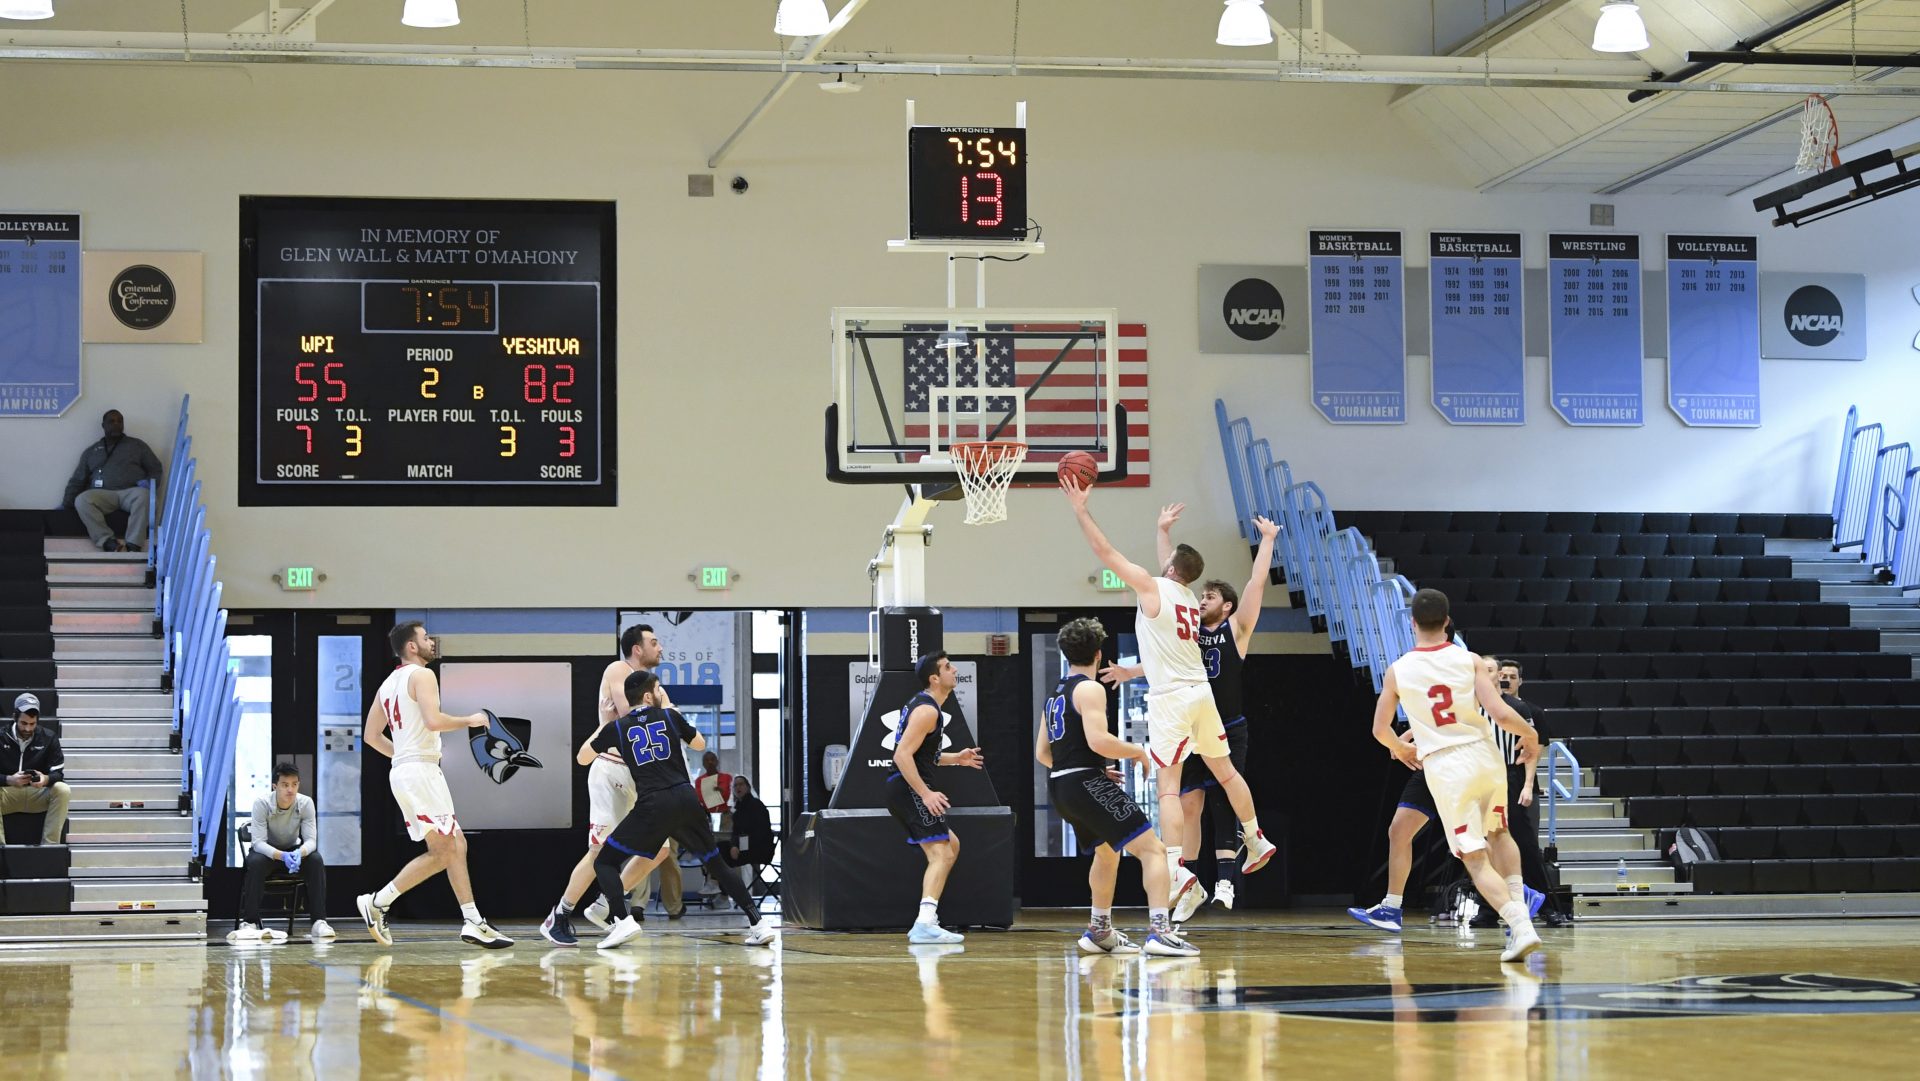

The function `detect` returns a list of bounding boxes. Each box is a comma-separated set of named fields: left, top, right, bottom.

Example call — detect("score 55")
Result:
left=294, top=362, right=348, bottom=403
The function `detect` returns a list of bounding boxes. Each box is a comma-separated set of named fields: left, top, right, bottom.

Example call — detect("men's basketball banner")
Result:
left=1309, top=230, right=1406, bottom=424
left=1428, top=232, right=1524, bottom=426
left=901, top=322, right=1150, bottom=486
left=1666, top=235, right=1760, bottom=428
left=1548, top=233, right=1643, bottom=427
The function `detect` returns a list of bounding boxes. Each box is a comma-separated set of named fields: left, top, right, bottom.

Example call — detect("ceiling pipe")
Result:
left=1687, top=50, right=1920, bottom=69
left=1626, top=0, right=1854, bottom=103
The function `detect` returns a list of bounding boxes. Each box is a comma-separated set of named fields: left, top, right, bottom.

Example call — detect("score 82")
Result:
left=523, top=364, right=575, bottom=404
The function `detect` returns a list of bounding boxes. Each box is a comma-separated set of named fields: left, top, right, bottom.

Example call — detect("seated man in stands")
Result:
left=0, top=693, right=70, bottom=845
left=724, top=777, right=775, bottom=888
left=61, top=409, right=164, bottom=553
left=232, top=763, right=334, bottom=943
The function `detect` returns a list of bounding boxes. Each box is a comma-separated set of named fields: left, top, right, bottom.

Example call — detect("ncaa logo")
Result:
left=1784, top=285, right=1843, bottom=346
left=1222, top=278, right=1286, bottom=341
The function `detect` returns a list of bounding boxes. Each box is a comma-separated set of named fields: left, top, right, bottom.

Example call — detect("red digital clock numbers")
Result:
left=908, top=125, right=1028, bottom=241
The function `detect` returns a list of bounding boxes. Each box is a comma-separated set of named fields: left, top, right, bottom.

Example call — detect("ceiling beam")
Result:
left=707, top=0, right=873, bottom=169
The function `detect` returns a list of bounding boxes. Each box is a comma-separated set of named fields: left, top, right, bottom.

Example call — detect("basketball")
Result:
left=1057, top=451, right=1099, bottom=489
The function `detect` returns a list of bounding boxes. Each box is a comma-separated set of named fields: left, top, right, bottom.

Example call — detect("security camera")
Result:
left=730, top=176, right=749, bottom=194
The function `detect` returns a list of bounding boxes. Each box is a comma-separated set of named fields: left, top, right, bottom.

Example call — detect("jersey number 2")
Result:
left=1425, top=685, right=1459, bottom=726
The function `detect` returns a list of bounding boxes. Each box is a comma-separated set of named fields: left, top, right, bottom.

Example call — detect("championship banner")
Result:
left=83, top=250, right=204, bottom=343
left=619, top=610, right=735, bottom=711
left=1428, top=232, right=1524, bottom=425
left=0, top=212, right=82, bottom=416
left=1666, top=235, right=1759, bottom=427
left=438, top=662, right=573, bottom=831
left=1548, top=233, right=1643, bottom=426
left=1308, top=230, right=1405, bottom=424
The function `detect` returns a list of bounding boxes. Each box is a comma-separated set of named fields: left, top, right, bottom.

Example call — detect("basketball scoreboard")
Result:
left=239, top=197, right=616, bottom=506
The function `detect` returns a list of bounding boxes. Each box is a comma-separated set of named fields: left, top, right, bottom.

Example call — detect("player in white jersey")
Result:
left=1062, top=480, right=1276, bottom=923
left=1372, top=589, right=1543, bottom=964
left=355, top=621, right=513, bottom=949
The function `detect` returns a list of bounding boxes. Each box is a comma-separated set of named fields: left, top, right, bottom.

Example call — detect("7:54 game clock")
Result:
left=907, top=126, right=1028, bottom=242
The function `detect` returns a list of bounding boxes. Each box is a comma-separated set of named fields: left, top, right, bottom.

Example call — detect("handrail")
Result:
left=1894, top=467, right=1920, bottom=593
left=1213, top=400, right=1255, bottom=541
left=1832, top=404, right=1858, bottom=529
left=1542, top=740, right=1583, bottom=847
left=1868, top=443, right=1913, bottom=574
left=1836, top=414, right=1884, bottom=551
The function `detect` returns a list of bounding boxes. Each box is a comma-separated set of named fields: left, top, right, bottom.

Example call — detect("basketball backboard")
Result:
left=825, top=308, right=1128, bottom=485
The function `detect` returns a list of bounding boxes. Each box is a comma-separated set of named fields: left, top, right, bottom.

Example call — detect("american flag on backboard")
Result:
left=901, top=322, right=1150, bottom=487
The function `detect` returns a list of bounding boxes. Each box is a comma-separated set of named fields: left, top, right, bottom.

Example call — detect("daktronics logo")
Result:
left=1785, top=285, right=1844, bottom=347
left=1223, top=277, right=1286, bottom=341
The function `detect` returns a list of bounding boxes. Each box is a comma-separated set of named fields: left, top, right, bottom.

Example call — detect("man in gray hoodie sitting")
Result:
left=232, top=762, right=332, bottom=943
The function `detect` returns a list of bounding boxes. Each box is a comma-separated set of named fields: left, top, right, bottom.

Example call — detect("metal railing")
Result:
left=1834, top=405, right=1884, bottom=552
left=1867, top=443, right=1913, bottom=577
left=1893, top=468, right=1920, bottom=593
left=149, top=395, right=242, bottom=868
left=1541, top=740, right=1583, bottom=848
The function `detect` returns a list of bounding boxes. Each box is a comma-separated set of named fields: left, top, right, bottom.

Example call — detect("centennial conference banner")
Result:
left=1428, top=232, right=1524, bottom=425
left=1548, top=233, right=1643, bottom=427
left=1309, top=230, right=1405, bottom=424
left=1666, top=235, right=1760, bottom=428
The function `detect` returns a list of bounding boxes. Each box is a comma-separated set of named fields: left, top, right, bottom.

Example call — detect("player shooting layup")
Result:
left=1061, top=479, right=1275, bottom=920
left=1373, top=589, right=1542, bottom=965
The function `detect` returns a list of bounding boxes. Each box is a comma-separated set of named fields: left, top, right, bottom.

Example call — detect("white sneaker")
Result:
left=226, top=922, right=264, bottom=944
left=356, top=894, right=393, bottom=947
left=258, top=926, right=289, bottom=944
left=1499, top=924, right=1543, bottom=964
left=1242, top=831, right=1278, bottom=874
left=1213, top=880, right=1237, bottom=910
left=309, top=919, right=336, bottom=941
left=460, top=920, right=515, bottom=950
left=743, top=921, right=778, bottom=947
left=583, top=897, right=611, bottom=931
left=907, top=921, right=964, bottom=945
left=1171, top=867, right=1208, bottom=924
left=598, top=915, right=643, bottom=950
left=1144, top=929, right=1201, bottom=957
left=1078, top=927, right=1139, bottom=954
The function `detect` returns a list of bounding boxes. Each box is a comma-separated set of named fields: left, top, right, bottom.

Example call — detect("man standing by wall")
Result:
left=61, top=409, right=163, bottom=552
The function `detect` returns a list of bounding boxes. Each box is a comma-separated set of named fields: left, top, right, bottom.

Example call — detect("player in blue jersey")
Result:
left=885, top=651, right=985, bottom=944
left=1038, top=618, right=1197, bottom=956
left=583, top=669, right=775, bottom=950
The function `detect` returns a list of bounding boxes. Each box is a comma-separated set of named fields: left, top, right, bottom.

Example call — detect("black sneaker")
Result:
left=540, top=908, right=578, bottom=947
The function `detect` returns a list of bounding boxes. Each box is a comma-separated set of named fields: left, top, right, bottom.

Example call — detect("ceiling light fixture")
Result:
left=401, top=0, right=460, bottom=30
left=1592, top=0, right=1649, bottom=53
left=0, top=1, right=54, bottom=20
left=1217, top=0, right=1273, bottom=48
left=775, top=0, right=831, bottom=38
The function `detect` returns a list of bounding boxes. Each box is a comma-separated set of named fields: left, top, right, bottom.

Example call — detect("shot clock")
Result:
left=907, top=126, right=1028, bottom=241
left=239, top=197, right=617, bottom=506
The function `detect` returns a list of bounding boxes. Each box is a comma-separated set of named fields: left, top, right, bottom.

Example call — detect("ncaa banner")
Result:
left=1196, top=264, right=1308, bottom=354
left=1761, top=272, right=1865, bottom=360
left=1309, top=230, right=1405, bottom=424
left=1666, top=235, right=1760, bottom=427
left=1548, top=233, right=1643, bottom=426
left=1428, top=232, right=1524, bottom=425
left=0, top=212, right=82, bottom=416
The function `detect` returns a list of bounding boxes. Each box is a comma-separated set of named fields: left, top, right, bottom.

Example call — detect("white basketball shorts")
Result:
left=1145, top=681, right=1229, bottom=769
left=390, top=761, right=459, bottom=842
left=587, top=755, right=636, bottom=845
left=1422, top=739, right=1509, bottom=856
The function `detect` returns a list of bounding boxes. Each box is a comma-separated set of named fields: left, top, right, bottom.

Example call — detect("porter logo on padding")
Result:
left=1223, top=277, right=1286, bottom=341
left=1784, top=285, right=1844, bottom=346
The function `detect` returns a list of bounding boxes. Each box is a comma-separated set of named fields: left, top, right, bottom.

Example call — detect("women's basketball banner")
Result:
left=1548, top=233, right=1643, bottom=427
left=1309, top=230, right=1405, bottom=424
left=1428, top=232, right=1524, bottom=425
left=1666, top=235, right=1760, bottom=427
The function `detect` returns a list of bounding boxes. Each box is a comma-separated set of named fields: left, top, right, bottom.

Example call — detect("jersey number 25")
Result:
left=627, top=720, right=672, bottom=763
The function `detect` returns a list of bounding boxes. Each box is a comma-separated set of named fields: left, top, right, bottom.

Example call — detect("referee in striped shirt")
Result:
left=1489, top=659, right=1571, bottom=926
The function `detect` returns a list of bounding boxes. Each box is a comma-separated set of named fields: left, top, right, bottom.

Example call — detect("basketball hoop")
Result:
left=950, top=441, right=1027, bottom=525
left=1796, top=94, right=1841, bottom=174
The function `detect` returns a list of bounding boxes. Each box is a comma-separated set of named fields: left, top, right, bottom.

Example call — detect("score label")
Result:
left=908, top=126, right=1028, bottom=241
left=239, top=198, right=616, bottom=507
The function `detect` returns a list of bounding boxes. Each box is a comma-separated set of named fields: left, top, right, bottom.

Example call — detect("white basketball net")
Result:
left=951, top=441, right=1027, bottom=525
left=1797, top=94, right=1841, bottom=174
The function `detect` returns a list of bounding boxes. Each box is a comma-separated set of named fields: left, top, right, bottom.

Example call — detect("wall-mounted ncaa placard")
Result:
left=1761, top=272, right=1864, bottom=360
left=83, top=251, right=204, bottom=343
left=1196, top=264, right=1308, bottom=354
left=1428, top=232, right=1524, bottom=425
left=1308, top=230, right=1405, bottom=424
left=1665, top=235, right=1759, bottom=427
left=1548, top=233, right=1643, bottom=426
left=0, top=212, right=81, bottom=417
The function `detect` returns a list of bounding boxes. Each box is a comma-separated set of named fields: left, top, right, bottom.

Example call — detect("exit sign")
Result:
left=1095, top=569, right=1127, bottom=591
left=696, top=566, right=734, bottom=590
left=281, top=566, right=317, bottom=591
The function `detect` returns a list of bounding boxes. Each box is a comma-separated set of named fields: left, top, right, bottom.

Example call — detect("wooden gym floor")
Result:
left=4, top=912, right=1918, bottom=1079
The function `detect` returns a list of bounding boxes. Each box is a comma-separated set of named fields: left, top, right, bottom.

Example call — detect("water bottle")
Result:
left=1615, top=858, right=1629, bottom=891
